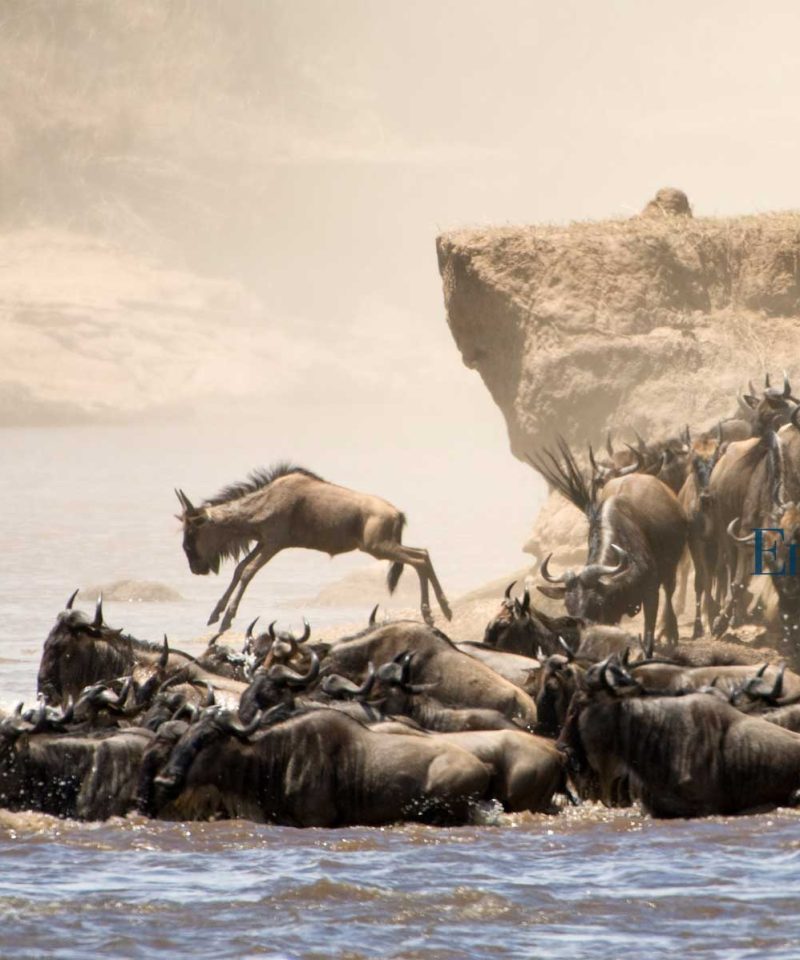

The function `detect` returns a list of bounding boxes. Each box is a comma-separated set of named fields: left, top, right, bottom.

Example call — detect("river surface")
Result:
left=2, top=425, right=799, bottom=959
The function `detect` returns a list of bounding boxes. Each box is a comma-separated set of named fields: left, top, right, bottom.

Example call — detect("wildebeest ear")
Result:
left=741, top=394, right=759, bottom=409
left=537, top=584, right=566, bottom=600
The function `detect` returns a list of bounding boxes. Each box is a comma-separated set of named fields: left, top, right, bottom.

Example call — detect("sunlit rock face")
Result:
left=437, top=192, right=800, bottom=561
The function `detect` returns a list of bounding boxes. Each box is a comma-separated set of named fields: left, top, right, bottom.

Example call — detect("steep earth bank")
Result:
left=437, top=194, right=800, bottom=562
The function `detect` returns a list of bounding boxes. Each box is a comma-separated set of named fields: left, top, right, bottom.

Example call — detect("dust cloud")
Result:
left=3, top=0, right=800, bottom=596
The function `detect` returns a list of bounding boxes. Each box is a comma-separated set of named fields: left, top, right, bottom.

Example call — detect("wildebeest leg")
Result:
left=730, top=546, right=751, bottom=627
left=208, top=545, right=262, bottom=626
left=660, top=571, right=679, bottom=649
left=674, top=551, right=690, bottom=617
left=369, top=542, right=445, bottom=626
left=218, top=545, right=280, bottom=632
left=703, top=537, right=719, bottom=631
left=642, top=587, right=659, bottom=657
left=403, top=546, right=452, bottom=621
left=689, top=535, right=705, bottom=640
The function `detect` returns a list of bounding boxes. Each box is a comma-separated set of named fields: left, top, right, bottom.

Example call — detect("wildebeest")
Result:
left=141, top=706, right=490, bottom=826
left=710, top=426, right=784, bottom=632
left=175, top=463, right=451, bottom=630
left=38, top=594, right=246, bottom=710
left=676, top=426, right=723, bottom=637
left=374, top=652, right=520, bottom=731
left=375, top=725, right=568, bottom=813
left=738, top=371, right=797, bottom=437
left=558, top=658, right=800, bottom=817
left=531, top=440, right=688, bottom=652
left=483, top=585, right=581, bottom=658
left=320, top=620, right=539, bottom=729
left=0, top=707, right=153, bottom=820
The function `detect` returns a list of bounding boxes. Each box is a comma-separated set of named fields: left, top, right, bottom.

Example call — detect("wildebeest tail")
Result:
left=526, top=436, right=595, bottom=516
left=387, top=561, right=405, bottom=594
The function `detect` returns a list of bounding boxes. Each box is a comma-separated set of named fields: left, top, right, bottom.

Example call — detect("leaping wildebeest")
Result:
left=175, top=463, right=452, bottom=631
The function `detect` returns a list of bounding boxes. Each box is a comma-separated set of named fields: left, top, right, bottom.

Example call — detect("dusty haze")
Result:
left=3, top=0, right=800, bottom=603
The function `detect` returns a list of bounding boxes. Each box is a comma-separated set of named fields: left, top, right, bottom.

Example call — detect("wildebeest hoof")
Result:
left=421, top=605, right=435, bottom=626
left=207, top=610, right=221, bottom=626
left=691, top=622, right=703, bottom=640
left=440, top=598, right=453, bottom=621
left=219, top=611, right=234, bottom=633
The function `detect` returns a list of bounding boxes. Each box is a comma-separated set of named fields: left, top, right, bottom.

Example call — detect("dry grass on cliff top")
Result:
left=443, top=209, right=800, bottom=251
left=440, top=207, right=800, bottom=334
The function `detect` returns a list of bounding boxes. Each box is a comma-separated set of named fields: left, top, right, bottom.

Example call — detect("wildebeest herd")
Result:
left=6, top=371, right=800, bottom=826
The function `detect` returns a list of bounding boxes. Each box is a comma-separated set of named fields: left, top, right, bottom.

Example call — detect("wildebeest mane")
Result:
left=203, top=462, right=324, bottom=507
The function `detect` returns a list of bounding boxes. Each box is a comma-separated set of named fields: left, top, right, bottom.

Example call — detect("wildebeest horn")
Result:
left=66, top=588, right=79, bottom=610
left=727, top=517, right=755, bottom=545
left=591, top=544, right=628, bottom=579
left=770, top=663, right=786, bottom=700
left=756, top=662, right=769, bottom=677
left=784, top=371, right=791, bottom=398
left=632, top=428, right=647, bottom=454
left=298, top=618, right=311, bottom=643
left=716, top=421, right=724, bottom=443
left=369, top=603, right=379, bottom=625
left=617, top=446, right=643, bottom=476
left=245, top=617, right=259, bottom=640
left=93, top=595, right=104, bottom=628
left=598, top=657, right=615, bottom=694
left=225, top=709, right=263, bottom=739
left=176, top=488, right=196, bottom=513
left=203, top=682, right=216, bottom=708
left=504, top=580, right=517, bottom=600
left=557, top=635, right=574, bottom=662
left=159, top=635, right=170, bottom=669
left=398, top=652, right=435, bottom=695
left=321, top=663, right=377, bottom=700
left=588, top=444, right=599, bottom=473
left=540, top=554, right=567, bottom=584
left=738, top=393, right=758, bottom=414
left=400, top=651, right=416, bottom=686
left=267, top=650, right=320, bottom=689
left=600, top=656, right=637, bottom=695
left=606, top=431, right=614, bottom=458
left=268, top=620, right=277, bottom=640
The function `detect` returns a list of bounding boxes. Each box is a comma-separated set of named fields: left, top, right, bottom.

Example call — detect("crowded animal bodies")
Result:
left=6, top=371, right=800, bottom=826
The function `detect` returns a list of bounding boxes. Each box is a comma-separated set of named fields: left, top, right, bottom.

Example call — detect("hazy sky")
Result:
left=7, top=0, right=800, bottom=582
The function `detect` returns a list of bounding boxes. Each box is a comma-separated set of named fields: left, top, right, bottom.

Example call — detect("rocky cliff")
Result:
left=437, top=192, right=800, bottom=562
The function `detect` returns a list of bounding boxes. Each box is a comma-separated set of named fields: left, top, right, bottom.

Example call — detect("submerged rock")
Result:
left=78, top=580, right=183, bottom=602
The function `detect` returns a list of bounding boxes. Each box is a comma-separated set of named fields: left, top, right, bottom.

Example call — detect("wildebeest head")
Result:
left=484, top=586, right=581, bottom=657
left=537, top=545, right=632, bottom=623
left=739, top=372, right=798, bottom=436
left=38, top=594, right=127, bottom=705
left=689, top=427, right=723, bottom=504
left=588, top=443, right=642, bottom=493
left=149, top=707, right=263, bottom=813
left=175, top=489, right=217, bottom=575
left=534, top=647, right=586, bottom=737
left=238, top=650, right=320, bottom=722
left=555, top=656, right=641, bottom=774
left=244, top=617, right=312, bottom=668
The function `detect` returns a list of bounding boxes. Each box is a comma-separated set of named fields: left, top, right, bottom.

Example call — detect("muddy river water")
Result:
left=2, top=425, right=798, bottom=959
